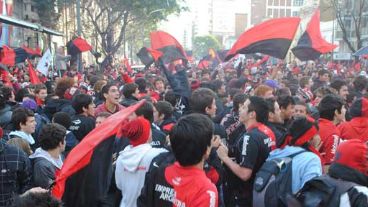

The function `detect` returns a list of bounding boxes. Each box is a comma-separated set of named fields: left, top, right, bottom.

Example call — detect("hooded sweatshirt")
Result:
left=9, top=130, right=35, bottom=145
left=29, top=148, right=63, bottom=188
left=338, top=117, right=368, bottom=142
left=115, top=143, right=167, bottom=207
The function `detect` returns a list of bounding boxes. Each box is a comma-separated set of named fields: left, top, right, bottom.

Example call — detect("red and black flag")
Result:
left=0, top=46, right=37, bottom=66
left=66, top=36, right=92, bottom=56
left=150, top=31, right=187, bottom=64
left=22, top=46, right=42, bottom=59
left=26, top=59, right=41, bottom=84
left=136, top=47, right=163, bottom=67
left=52, top=100, right=145, bottom=207
left=292, top=10, right=337, bottom=61
left=225, top=17, right=301, bottom=61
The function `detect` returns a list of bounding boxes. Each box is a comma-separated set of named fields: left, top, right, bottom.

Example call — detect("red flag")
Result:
left=52, top=101, right=145, bottom=205
left=226, top=17, right=301, bottom=60
left=150, top=31, right=187, bottom=64
left=27, top=59, right=41, bottom=84
left=123, top=56, right=132, bottom=73
left=292, top=9, right=337, bottom=61
left=72, top=37, right=92, bottom=52
left=0, top=46, right=15, bottom=66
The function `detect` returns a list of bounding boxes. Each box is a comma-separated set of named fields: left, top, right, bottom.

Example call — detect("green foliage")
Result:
left=193, top=35, right=222, bottom=59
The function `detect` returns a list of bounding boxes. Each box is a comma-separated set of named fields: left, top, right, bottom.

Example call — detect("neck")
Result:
left=106, top=101, right=117, bottom=112
left=244, top=119, right=257, bottom=129
left=47, top=148, right=60, bottom=159
left=193, top=159, right=204, bottom=170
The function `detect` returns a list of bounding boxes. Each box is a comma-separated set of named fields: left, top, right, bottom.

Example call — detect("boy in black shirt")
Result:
left=70, top=94, right=96, bottom=141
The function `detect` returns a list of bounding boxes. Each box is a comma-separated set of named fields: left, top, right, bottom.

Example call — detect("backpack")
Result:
left=294, top=175, right=357, bottom=207
left=253, top=150, right=305, bottom=207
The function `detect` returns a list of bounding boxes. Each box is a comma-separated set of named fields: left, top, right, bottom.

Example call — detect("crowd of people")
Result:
left=0, top=55, right=368, bottom=207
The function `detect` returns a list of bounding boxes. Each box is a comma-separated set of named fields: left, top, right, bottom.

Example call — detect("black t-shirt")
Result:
left=230, top=125, right=273, bottom=205
left=69, top=114, right=96, bottom=141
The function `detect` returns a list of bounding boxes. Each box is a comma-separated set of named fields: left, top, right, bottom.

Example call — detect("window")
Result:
left=287, top=0, right=292, bottom=6
left=275, top=0, right=279, bottom=6
left=274, top=9, right=279, bottom=17
left=292, top=11, right=298, bottom=16
left=293, top=0, right=304, bottom=6
left=280, top=9, right=285, bottom=17
left=268, top=0, right=273, bottom=6
left=268, top=8, right=273, bottom=17
left=281, top=0, right=285, bottom=6
left=286, top=9, right=291, bottom=16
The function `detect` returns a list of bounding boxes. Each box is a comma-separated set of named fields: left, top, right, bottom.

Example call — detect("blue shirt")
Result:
left=267, top=146, right=322, bottom=193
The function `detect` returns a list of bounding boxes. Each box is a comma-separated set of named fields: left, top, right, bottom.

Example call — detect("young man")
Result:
left=330, top=79, right=349, bottom=101
left=70, top=94, right=96, bottom=141
left=277, top=95, right=295, bottom=127
left=293, top=99, right=308, bottom=118
left=9, top=108, right=36, bottom=148
left=29, top=123, right=66, bottom=189
left=265, top=98, right=287, bottom=147
left=120, top=83, right=139, bottom=107
left=311, top=69, right=330, bottom=92
left=138, top=113, right=219, bottom=207
left=33, top=84, right=48, bottom=108
left=317, top=94, right=345, bottom=169
left=153, top=101, right=176, bottom=134
left=115, top=117, right=167, bottom=207
left=95, top=83, right=124, bottom=115
left=216, top=96, right=275, bottom=206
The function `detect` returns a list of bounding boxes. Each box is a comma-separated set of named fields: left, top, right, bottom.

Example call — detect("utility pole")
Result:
left=76, top=0, right=82, bottom=72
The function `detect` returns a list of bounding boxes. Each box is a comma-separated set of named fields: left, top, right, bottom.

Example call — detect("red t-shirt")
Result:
left=165, top=162, right=218, bottom=207
left=318, top=118, right=341, bottom=165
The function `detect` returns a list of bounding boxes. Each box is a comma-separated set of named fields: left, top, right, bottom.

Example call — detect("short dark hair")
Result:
left=248, top=96, right=269, bottom=123
left=135, top=77, right=147, bottom=93
left=38, top=123, right=66, bottom=150
left=318, top=69, right=329, bottom=77
left=12, top=190, right=62, bottom=207
left=164, top=90, right=177, bottom=107
left=211, top=79, right=223, bottom=93
left=53, top=112, right=72, bottom=129
left=11, top=107, right=35, bottom=130
left=277, top=95, right=296, bottom=110
left=135, top=102, right=154, bottom=123
left=170, top=113, right=214, bottom=166
left=101, top=83, right=116, bottom=101
left=330, top=79, right=347, bottom=92
left=96, top=112, right=112, bottom=119
left=0, top=86, right=13, bottom=101
left=15, top=88, right=30, bottom=102
left=265, top=98, right=276, bottom=113
left=72, top=94, right=93, bottom=114
left=318, top=94, right=344, bottom=120
left=0, top=88, right=7, bottom=109
left=299, top=76, right=311, bottom=88
left=154, top=101, right=173, bottom=119
left=33, top=84, right=47, bottom=94
left=353, top=75, right=368, bottom=92
left=190, top=88, right=216, bottom=114
left=122, top=83, right=138, bottom=98
left=227, top=88, right=242, bottom=100
left=233, top=93, right=247, bottom=112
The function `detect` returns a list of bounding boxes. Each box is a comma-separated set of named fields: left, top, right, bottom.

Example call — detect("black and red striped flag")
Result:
left=0, top=46, right=41, bottom=66
left=52, top=100, right=145, bottom=207
left=66, top=36, right=92, bottom=56
left=225, top=17, right=301, bottom=61
left=150, top=31, right=187, bottom=64
left=136, top=47, right=163, bottom=67
left=292, top=10, right=337, bottom=61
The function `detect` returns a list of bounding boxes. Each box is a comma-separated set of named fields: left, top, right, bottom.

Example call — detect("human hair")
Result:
left=169, top=113, right=214, bottom=166
left=233, top=93, right=247, bottom=112
left=7, top=138, right=32, bottom=155
left=54, top=77, right=74, bottom=99
left=330, top=79, right=347, bottom=92
left=11, top=107, right=35, bottom=130
left=96, top=111, right=112, bottom=119
left=15, top=88, right=30, bottom=102
left=122, top=83, right=138, bottom=98
left=100, top=83, right=116, bottom=101
left=38, top=123, right=66, bottom=150
left=254, top=84, right=273, bottom=97
left=190, top=88, right=216, bottom=114
left=318, top=69, right=329, bottom=77
left=135, top=102, right=154, bottom=123
left=93, top=80, right=107, bottom=93
left=313, top=86, right=337, bottom=97
left=211, top=79, right=223, bottom=93
left=33, top=84, right=47, bottom=94
left=11, top=190, right=62, bottom=207
left=265, top=98, right=276, bottom=113
left=52, top=112, right=72, bottom=129
left=299, top=76, right=311, bottom=88
left=277, top=95, right=296, bottom=110
left=227, top=88, right=242, bottom=100
left=0, top=85, right=13, bottom=101
left=154, top=77, right=165, bottom=86
left=0, top=89, right=5, bottom=109
left=318, top=94, right=344, bottom=121
left=135, top=77, right=147, bottom=93
left=154, top=101, right=173, bottom=119
left=164, top=90, right=177, bottom=107
left=275, top=87, right=291, bottom=97
left=72, top=94, right=93, bottom=114
left=353, top=75, right=368, bottom=92
left=248, top=96, right=269, bottom=123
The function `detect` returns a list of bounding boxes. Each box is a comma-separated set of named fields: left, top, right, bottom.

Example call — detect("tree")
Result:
left=329, top=0, right=368, bottom=52
left=34, top=0, right=61, bottom=29
left=192, top=35, right=221, bottom=59
left=80, top=0, right=184, bottom=67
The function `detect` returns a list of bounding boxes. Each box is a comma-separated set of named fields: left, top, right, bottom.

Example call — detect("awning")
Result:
left=0, top=14, right=63, bottom=36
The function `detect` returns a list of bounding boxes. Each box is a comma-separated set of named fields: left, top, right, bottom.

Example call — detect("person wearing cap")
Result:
left=338, top=97, right=368, bottom=142
left=317, top=94, right=345, bottom=171
left=269, top=117, right=322, bottom=193
left=115, top=116, right=167, bottom=207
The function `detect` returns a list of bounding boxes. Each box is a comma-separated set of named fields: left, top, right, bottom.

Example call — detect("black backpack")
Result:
left=294, top=175, right=357, bottom=207
left=253, top=150, right=305, bottom=207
